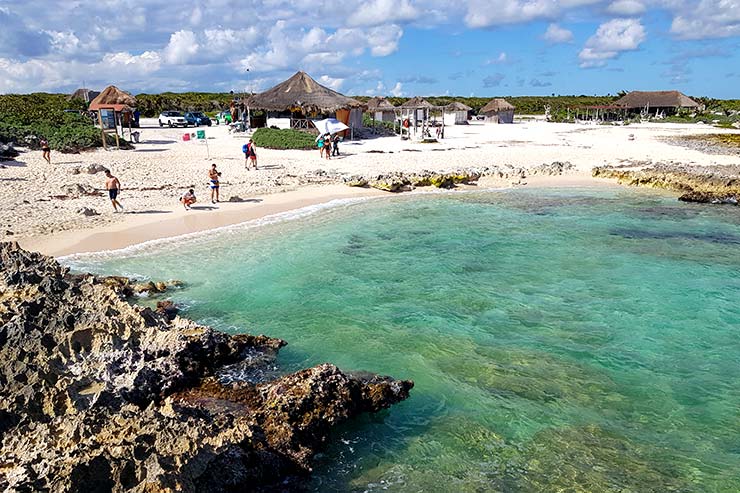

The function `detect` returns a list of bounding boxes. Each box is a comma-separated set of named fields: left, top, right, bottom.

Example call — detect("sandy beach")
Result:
left=2, top=118, right=738, bottom=255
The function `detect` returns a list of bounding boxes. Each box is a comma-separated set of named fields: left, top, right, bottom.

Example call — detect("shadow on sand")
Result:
left=124, top=210, right=173, bottom=215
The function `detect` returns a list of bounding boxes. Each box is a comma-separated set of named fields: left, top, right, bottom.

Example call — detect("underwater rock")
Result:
left=0, top=241, right=413, bottom=491
left=593, top=163, right=740, bottom=206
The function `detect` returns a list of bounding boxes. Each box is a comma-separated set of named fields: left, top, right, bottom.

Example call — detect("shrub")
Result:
left=251, top=128, right=317, bottom=150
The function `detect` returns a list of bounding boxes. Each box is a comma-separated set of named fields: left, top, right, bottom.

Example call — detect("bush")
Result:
left=251, top=128, right=317, bottom=150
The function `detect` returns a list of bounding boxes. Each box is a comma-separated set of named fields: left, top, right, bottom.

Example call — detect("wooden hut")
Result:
left=480, top=99, right=515, bottom=124
left=613, top=91, right=701, bottom=117
left=444, top=102, right=472, bottom=125
left=246, top=71, right=364, bottom=132
left=88, top=86, right=138, bottom=146
left=366, top=97, right=396, bottom=122
left=398, top=97, right=438, bottom=139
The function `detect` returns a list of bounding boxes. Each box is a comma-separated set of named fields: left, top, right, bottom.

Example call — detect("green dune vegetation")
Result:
left=251, top=127, right=318, bottom=150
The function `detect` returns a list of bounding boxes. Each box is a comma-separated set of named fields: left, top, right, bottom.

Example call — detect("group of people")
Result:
left=317, top=133, right=340, bottom=159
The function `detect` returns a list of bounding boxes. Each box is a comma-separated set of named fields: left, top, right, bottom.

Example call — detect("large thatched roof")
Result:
left=366, top=96, right=396, bottom=111
left=247, top=71, right=363, bottom=113
left=69, top=88, right=100, bottom=102
left=614, top=91, right=700, bottom=109
left=400, top=97, right=435, bottom=109
left=88, top=85, right=137, bottom=111
left=480, top=98, right=515, bottom=113
left=445, top=102, right=472, bottom=111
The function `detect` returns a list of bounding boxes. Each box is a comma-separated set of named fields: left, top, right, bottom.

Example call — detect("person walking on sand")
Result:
left=104, top=170, right=124, bottom=212
left=209, top=163, right=221, bottom=203
left=323, top=133, right=332, bottom=160
left=40, top=138, right=51, bottom=164
left=316, top=133, right=325, bottom=158
left=245, top=139, right=258, bottom=170
left=332, top=134, right=340, bottom=156
left=180, top=189, right=196, bottom=210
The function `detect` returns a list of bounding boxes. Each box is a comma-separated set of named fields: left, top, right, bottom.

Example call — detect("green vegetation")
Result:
left=684, top=133, right=740, bottom=149
left=134, top=92, right=234, bottom=117
left=251, top=127, right=317, bottom=150
left=0, top=93, right=122, bottom=152
left=362, top=114, right=397, bottom=134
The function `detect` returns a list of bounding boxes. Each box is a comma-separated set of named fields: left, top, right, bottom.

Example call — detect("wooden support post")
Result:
left=98, top=111, right=107, bottom=150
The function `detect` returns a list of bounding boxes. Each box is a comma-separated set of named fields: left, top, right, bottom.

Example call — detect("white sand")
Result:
left=2, top=118, right=738, bottom=254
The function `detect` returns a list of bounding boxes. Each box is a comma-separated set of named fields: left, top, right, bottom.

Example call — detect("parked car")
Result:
left=158, top=111, right=188, bottom=127
left=184, top=111, right=212, bottom=126
left=214, top=111, right=232, bottom=125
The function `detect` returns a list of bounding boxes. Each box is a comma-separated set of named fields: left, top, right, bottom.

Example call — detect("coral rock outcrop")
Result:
left=0, top=241, right=413, bottom=492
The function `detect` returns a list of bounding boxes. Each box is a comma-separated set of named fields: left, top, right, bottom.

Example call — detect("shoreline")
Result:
left=20, top=173, right=618, bottom=258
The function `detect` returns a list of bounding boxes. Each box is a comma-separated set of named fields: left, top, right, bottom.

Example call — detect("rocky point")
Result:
left=0, top=242, right=413, bottom=492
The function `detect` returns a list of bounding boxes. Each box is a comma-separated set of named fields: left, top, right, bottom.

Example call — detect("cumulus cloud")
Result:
left=530, top=78, right=552, bottom=87
left=606, top=0, right=646, bottom=16
left=485, top=52, right=508, bottom=64
left=464, top=0, right=600, bottom=28
left=318, top=75, right=345, bottom=90
left=163, top=30, right=199, bottom=65
left=669, top=0, right=740, bottom=40
left=579, top=18, right=646, bottom=67
left=543, top=23, right=574, bottom=43
left=390, top=82, right=404, bottom=97
left=348, top=0, right=418, bottom=27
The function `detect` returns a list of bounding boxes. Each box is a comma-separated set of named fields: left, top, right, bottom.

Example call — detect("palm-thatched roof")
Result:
left=400, top=97, right=435, bottom=109
left=69, top=88, right=100, bottom=102
left=366, top=96, right=396, bottom=112
left=445, top=102, right=472, bottom=111
left=480, top=98, right=515, bottom=113
left=614, top=91, right=700, bottom=109
left=247, top=71, right=363, bottom=113
left=88, top=85, right=137, bottom=111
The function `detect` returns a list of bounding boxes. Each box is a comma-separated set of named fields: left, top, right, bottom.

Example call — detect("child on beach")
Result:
left=40, top=138, right=51, bottom=164
left=104, top=170, right=124, bottom=212
left=209, top=163, right=221, bottom=203
left=180, top=189, right=196, bottom=210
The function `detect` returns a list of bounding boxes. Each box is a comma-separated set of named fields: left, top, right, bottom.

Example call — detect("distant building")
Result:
left=444, top=102, right=472, bottom=125
left=613, top=91, right=701, bottom=116
left=480, top=99, right=515, bottom=124
left=366, top=97, right=396, bottom=122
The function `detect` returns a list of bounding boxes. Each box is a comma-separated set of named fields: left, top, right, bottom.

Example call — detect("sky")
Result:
left=1, top=0, right=739, bottom=98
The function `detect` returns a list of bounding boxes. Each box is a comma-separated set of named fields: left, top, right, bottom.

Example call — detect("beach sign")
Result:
left=182, top=133, right=190, bottom=141
left=196, top=130, right=206, bottom=140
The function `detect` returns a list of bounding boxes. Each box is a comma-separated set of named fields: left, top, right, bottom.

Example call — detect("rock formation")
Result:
left=0, top=242, right=413, bottom=492
left=593, top=163, right=740, bottom=206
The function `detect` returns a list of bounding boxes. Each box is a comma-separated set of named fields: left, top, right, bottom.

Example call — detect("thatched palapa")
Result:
left=247, top=71, right=363, bottom=113
left=444, top=102, right=472, bottom=125
left=366, top=97, right=396, bottom=112
left=445, top=102, right=472, bottom=112
left=614, top=91, right=700, bottom=110
left=400, top=97, right=435, bottom=109
left=480, top=98, right=515, bottom=124
left=88, top=85, right=137, bottom=112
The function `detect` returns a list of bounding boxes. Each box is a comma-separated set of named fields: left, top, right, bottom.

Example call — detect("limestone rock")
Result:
left=0, top=242, right=413, bottom=491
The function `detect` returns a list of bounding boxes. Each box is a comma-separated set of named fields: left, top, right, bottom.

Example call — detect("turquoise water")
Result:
left=65, top=188, right=740, bottom=492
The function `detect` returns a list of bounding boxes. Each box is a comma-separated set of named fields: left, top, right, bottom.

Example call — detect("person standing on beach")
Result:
left=323, top=133, right=332, bottom=160
left=245, top=139, right=258, bottom=170
left=104, top=170, right=124, bottom=212
left=209, top=163, right=221, bottom=203
left=317, top=134, right=325, bottom=158
left=332, top=134, right=340, bottom=156
left=40, top=138, right=51, bottom=164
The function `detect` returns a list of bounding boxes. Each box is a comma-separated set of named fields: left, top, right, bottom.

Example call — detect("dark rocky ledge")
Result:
left=593, top=163, right=740, bottom=205
left=0, top=241, right=413, bottom=492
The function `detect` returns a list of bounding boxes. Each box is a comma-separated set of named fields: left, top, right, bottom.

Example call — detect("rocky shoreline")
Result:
left=593, top=162, right=740, bottom=205
left=0, top=242, right=413, bottom=492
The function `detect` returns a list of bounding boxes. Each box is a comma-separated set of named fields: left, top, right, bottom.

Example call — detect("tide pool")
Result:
left=64, top=187, right=740, bottom=492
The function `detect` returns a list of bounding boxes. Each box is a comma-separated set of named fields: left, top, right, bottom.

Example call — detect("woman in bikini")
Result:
left=40, top=138, right=51, bottom=164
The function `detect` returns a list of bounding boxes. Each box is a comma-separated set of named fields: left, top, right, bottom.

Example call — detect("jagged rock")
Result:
left=0, top=142, right=19, bottom=160
left=593, top=163, right=740, bottom=206
left=227, top=195, right=245, bottom=202
left=86, top=163, right=109, bottom=174
left=0, top=242, right=413, bottom=491
left=156, top=300, right=179, bottom=320
left=531, top=161, right=575, bottom=176
left=77, top=207, right=100, bottom=216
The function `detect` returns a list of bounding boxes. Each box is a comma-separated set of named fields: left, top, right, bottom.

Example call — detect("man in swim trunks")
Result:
left=104, top=170, right=124, bottom=212
left=209, top=163, right=221, bottom=203
left=180, top=189, right=196, bottom=210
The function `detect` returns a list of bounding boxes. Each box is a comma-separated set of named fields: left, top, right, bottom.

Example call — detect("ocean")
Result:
left=63, top=187, right=740, bottom=492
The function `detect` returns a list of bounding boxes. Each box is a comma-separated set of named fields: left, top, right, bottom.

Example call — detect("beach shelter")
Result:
left=398, top=97, right=437, bottom=139
left=444, top=102, right=472, bottom=125
left=613, top=90, right=701, bottom=117
left=88, top=85, right=138, bottom=148
left=312, top=118, right=349, bottom=135
left=480, top=98, right=515, bottom=124
left=366, top=96, right=396, bottom=123
left=246, top=71, right=364, bottom=134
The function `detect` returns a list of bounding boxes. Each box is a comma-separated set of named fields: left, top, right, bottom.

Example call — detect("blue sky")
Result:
left=1, top=0, right=739, bottom=98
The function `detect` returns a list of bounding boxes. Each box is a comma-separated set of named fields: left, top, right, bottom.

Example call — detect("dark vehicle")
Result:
left=184, top=111, right=212, bottom=127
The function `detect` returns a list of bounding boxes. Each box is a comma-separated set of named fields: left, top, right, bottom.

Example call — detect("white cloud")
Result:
left=390, top=82, right=403, bottom=97
left=579, top=18, right=646, bottom=67
left=669, top=0, right=740, bottom=40
left=485, top=52, right=508, bottom=64
left=348, top=0, right=418, bottom=27
left=543, top=23, right=574, bottom=43
left=464, top=0, right=601, bottom=28
left=318, top=75, right=345, bottom=90
left=606, top=0, right=646, bottom=15
left=163, top=30, right=199, bottom=65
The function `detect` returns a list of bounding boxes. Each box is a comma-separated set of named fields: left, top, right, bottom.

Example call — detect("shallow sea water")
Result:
left=64, top=187, right=740, bottom=492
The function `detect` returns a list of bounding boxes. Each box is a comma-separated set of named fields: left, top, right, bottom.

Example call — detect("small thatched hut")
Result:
left=366, top=97, right=396, bottom=122
left=480, top=99, right=515, bottom=124
left=444, top=102, right=472, bottom=125
left=247, top=71, right=364, bottom=130
left=89, top=85, right=138, bottom=128
left=613, top=91, right=701, bottom=116
left=69, top=88, right=100, bottom=103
